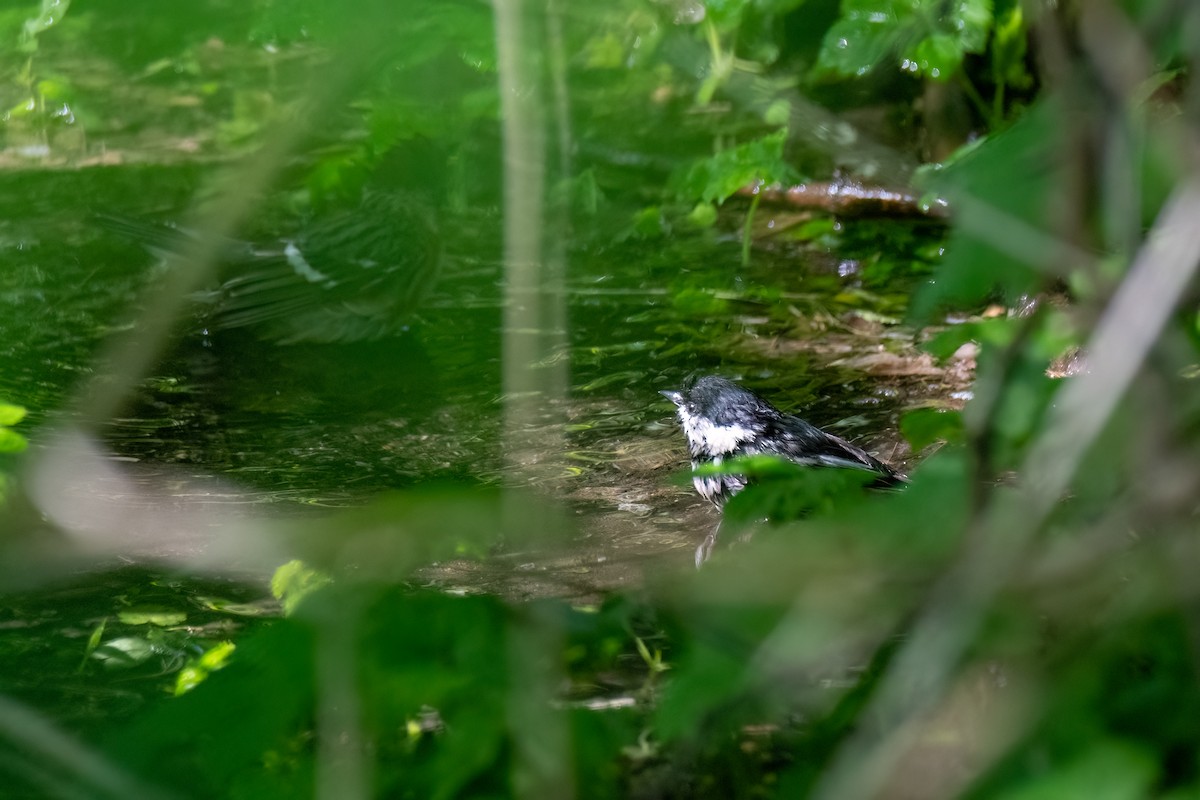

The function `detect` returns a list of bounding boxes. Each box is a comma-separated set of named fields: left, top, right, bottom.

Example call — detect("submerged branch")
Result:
left=736, top=179, right=951, bottom=219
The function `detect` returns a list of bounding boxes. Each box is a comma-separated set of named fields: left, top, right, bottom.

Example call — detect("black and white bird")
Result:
left=97, top=189, right=440, bottom=345
left=662, top=375, right=904, bottom=562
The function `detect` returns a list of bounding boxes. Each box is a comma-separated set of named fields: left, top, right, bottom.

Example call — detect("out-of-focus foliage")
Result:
left=814, top=0, right=994, bottom=83
left=0, top=403, right=27, bottom=503
left=0, top=403, right=27, bottom=456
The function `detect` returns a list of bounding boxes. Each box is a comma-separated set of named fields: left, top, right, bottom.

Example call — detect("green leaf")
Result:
left=814, top=13, right=896, bottom=79
left=671, top=287, right=729, bottom=317
left=677, top=129, right=792, bottom=204
left=118, top=606, right=188, bottom=627
left=901, top=408, right=964, bottom=450
left=911, top=99, right=1064, bottom=321
left=991, top=5, right=1032, bottom=90
left=687, top=202, right=718, bottom=229
left=93, top=637, right=156, bottom=670
left=78, top=618, right=107, bottom=673
left=196, top=596, right=278, bottom=616
left=815, top=0, right=993, bottom=81
left=175, top=642, right=237, bottom=696
left=19, top=0, right=73, bottom=52
left=631, top=206, right=666, bottom=239
left=271, top=560, right=333, bottom=616
left=925, top=319, right=1015, bottom=360
left=907, top=32, right=963, bottom=81
left=717, top=457, right=880, bottom=524
left=996, top=741, right=1156, bottom=800
left=0, top=428, right=28, bottom=454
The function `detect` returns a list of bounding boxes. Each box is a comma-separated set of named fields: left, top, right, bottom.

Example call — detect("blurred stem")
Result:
left=544, top=0, right=571, bottom=395
left=703, top=19, right=723, bottom=70
left=546, top=0, right=572, bottom=186
left=507, top=607, right=572, bottom=800
left=494, top=0, right=564, bottom=481
left=0, top=694, right=170, bottom=799
left=955, top=72, right=994, bottom=128
left=493, top=6, right=568, bottom=787
left=315, top=610, right=368, bottom=800
left=961, top=305, right=1041, bottom=510
left=697, top=19, right=732, bottom=105
left=740, top=192, right=760, bottom=267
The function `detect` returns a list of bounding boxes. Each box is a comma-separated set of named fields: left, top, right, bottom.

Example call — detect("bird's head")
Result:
left=661, top=375, right=766, bottom=458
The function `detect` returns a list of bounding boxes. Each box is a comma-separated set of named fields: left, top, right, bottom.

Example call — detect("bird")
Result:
left=661, top=375, right=904, bottom=563
left=96, top=189, right=440, bottom=345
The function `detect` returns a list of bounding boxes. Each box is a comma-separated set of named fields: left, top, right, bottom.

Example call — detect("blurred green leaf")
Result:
left=815, top=0, right=992, bottom=81
left=93, top=637, right=156, bottom=670
left=717, top=456, right=880, bottom=524
left=0, top=428, right=27, bottom=454
left=901, top=407, right=964, bottom=450
left=676, top=129, right=792, bottom=203
left=671, top=287, right=730, bottom=316
left=197, top=596, right=279, bottom=616
left=77, top=618, right=107, bottom=673
left=991, top=5, right=1032, bottom=91
left=271, top=560, right=333, bottom=616
left=175, top=641, right=236, bottom=695
left=631, top=206, right=667, bottom=238
left=911, top=100, right=1065, bottom=320
left=19, top=0, right=71, bottom=53
left=925, top=318, right=1015, bottom=360
left=687, top=201, right=718, bottom=228
left=994, top=741, right=1156, bottom=800
left=118, top=606, right=188, bottom=626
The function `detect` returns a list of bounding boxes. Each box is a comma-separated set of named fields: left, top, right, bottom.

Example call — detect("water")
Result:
left=2, top=170, right=916, bottom=515
left=0, top=77, right=937, bottom=743
left=1, top=168, right=919, bottom=570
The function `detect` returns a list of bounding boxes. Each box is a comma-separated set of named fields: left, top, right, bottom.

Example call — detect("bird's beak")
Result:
left=660, top=389, right=683, bottom=406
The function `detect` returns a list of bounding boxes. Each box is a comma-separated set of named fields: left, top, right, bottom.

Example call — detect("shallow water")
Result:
left=0, top=160, right=963, bottom=738
left=1, top=166, right=928, bottom=583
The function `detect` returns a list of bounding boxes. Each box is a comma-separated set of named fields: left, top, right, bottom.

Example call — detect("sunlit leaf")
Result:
left=0, top=404, right=27, bottom=427
left=175, top=641, right=237, bottom=695
left=77, top=618, right=107, bottom=673
left=271, top=560, right=333, bottom=616
left=119, top=606, right=188, bottom=626
left=196, top=596, right=279, bottom=616
left=93, top=637, right=156, bottom=670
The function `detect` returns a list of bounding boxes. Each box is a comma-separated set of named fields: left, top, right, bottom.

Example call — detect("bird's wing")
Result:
left=765, top=416, right=902, bottom=480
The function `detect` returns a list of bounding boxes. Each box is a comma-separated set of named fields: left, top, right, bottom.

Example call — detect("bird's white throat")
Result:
left=677, top=407, right=756, bottom=457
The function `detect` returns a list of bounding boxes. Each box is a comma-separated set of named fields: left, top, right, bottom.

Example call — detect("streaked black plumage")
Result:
left=661, top=375, right=903, bottom=510
left=97, top=190, right=440, bottom=345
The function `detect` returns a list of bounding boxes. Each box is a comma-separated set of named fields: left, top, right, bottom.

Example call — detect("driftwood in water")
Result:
left=737, top=179, right=950, bottom=219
